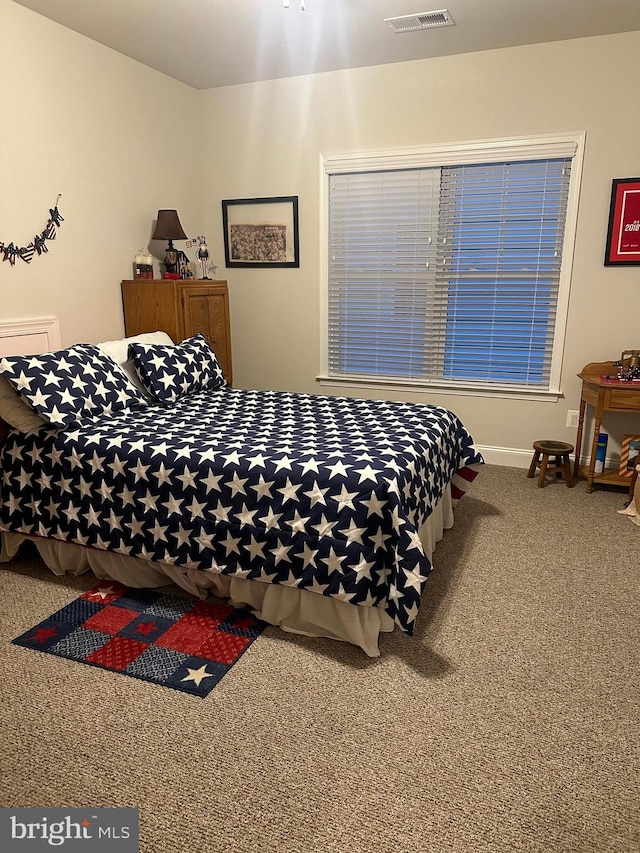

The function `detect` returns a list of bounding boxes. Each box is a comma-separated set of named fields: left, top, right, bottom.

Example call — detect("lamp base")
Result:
left=163, top=247, right=178, bottom=274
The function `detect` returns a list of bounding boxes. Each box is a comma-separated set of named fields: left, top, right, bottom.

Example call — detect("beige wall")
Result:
left=0, top=0, right=201, bottom=346
left=201, top=32, right=640, bottom=459
left=2, top=3, right=639, bottom=460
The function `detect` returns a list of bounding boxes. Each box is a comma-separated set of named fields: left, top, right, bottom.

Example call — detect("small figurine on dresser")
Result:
left=177, top=250, right=193, bottom=279
left=197, top=237, right=213, bottom=279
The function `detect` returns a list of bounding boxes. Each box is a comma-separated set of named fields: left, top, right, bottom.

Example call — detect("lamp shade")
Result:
left=152, top=209, right=188, bottom=241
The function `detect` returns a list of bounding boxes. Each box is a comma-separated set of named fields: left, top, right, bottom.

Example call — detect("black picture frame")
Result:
left=604, top=177, right=640, bottom=266
left=222, top=196, right=299, bottom=268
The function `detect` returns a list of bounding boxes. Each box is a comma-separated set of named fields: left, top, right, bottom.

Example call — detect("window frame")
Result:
left=318, top=132, right=585, bottom=401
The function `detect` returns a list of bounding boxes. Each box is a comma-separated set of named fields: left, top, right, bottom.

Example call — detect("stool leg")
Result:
left=563, top=454, right=573, bottom=488
left=527, top=451, right=541, bottom=479
left=555, top=455, right=562, bottom=479
left=538, top=453, right=549, bottom=487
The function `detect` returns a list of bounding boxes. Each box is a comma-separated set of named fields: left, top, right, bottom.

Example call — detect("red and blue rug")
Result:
left=12, top=580, right=266, bottom=698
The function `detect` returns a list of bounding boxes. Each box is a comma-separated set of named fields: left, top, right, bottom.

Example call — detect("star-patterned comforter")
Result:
left=0, top=388, right=483, bottom=633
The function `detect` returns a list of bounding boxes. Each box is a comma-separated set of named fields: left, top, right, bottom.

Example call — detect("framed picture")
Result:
left=619, top=434, right=640, bottom=477
left=222, top=196, right=299, bottom=268
left=604, top=177, right=640, bottom=266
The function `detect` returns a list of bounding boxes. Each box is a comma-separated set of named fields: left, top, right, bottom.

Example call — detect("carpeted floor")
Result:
left=1, top=464, right=638, bottom=853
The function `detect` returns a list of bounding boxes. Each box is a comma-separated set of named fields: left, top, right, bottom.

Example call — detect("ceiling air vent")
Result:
left=384, top=9, right=455, bottom=33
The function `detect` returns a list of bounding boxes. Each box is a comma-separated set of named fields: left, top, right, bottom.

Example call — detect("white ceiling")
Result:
left=13, top=0, right=640, bottom=90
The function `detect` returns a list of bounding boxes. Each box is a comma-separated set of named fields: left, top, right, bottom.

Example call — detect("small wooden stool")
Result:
left=527, top=440, right=574, bottom=488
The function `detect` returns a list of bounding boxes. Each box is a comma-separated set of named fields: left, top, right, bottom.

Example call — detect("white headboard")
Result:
left=0, top=318, right=61, bottom=357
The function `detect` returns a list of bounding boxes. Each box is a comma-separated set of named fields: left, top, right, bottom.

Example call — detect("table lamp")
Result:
left=152, top=209, right=187, bottom=274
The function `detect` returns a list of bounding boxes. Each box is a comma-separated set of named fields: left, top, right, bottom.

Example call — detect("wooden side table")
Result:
left=574, top=360, right=640, bottom=493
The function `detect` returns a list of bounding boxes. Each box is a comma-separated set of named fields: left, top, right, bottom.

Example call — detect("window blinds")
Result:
left=327, top=157, right=572, bottom=390
left=327, top=169, right=439, bottom=380
left=435, top=159, right=571, bottom=387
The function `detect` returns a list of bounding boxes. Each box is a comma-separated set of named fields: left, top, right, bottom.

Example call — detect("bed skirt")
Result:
left=1, top=487, right=454, bottom=657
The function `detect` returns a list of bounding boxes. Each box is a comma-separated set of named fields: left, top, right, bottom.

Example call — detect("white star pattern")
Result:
left=181, top=664, right=216, bottom=687
left=88, top=585, right=117, bottom=599
left=0, top=384, right=482, bottom=634
left=0, top=344, right=147, bottom=427
left=129, top=334, right=226, bottom=404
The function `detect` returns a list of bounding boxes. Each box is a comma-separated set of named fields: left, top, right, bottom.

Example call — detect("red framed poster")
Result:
left=604, top=177, right=640, bottom=266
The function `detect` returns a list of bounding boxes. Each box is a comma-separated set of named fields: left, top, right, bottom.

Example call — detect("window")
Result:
left=322, top=134, right=584, bottom=396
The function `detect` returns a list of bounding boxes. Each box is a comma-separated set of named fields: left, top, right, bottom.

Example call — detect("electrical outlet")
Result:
left=566, top=410, right=580, bottom=428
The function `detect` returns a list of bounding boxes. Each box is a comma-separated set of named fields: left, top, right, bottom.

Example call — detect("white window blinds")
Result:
left=434, top=159, right=571, bottom=387
left=325, top=139, right=578, bottom=393
left=327, top=169, right=439, bottom=380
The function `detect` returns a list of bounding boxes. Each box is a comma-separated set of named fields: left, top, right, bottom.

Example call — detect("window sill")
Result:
left=316, top=374, right=562, bottom=402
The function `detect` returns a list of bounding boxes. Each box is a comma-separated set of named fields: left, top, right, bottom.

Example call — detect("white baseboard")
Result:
left=476, top=444, right=610, bottom=470
left=476, top=445, right=535, bottom=468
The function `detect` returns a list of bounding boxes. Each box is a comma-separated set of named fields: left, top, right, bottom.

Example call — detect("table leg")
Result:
left=574, top=397, right=587, bottom=479
left=587, top=411, right=604, bottom=494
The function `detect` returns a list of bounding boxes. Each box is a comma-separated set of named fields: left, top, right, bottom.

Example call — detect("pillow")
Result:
left=97, top=330, right=175, bottom=367
left=128, top=333, right=226, bottom=403
left=98, top=330, right=175, bottom=398
left=0, top=376, right=47, bottom=431
left=0, top=343, right=148, bottom=427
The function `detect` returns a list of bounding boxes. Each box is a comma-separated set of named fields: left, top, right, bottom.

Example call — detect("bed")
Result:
left=0, top=322, right=483, bottom=656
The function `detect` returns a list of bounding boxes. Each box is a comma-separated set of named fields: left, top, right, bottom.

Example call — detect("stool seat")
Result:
left=527, top=440, right=574, bottom=488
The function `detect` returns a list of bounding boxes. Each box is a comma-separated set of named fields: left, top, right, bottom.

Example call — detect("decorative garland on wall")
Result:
left=1, top=194, right=64, bottom=265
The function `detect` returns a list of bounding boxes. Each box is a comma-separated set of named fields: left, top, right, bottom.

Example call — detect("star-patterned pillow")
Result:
left=128, top=333, right=227, bottom=404
left=0, top=343, right=148, bottom=428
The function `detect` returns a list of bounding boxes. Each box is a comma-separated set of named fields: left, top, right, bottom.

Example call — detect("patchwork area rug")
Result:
left=12, top=581, right=265, bottom=697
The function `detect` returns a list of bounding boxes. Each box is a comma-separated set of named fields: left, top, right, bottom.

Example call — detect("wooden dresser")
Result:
left=121, top=279, right=232, bottom=384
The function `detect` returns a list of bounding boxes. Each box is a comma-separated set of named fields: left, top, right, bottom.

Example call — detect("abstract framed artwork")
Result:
left=222, top=196, right=299, bottom=268
left=619, top=434, right=640, bottom=477
left=604, top=177, right=640, bottom=266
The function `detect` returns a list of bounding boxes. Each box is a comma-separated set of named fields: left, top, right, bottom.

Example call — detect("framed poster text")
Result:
left=604, top=177, right=640, bottom=266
